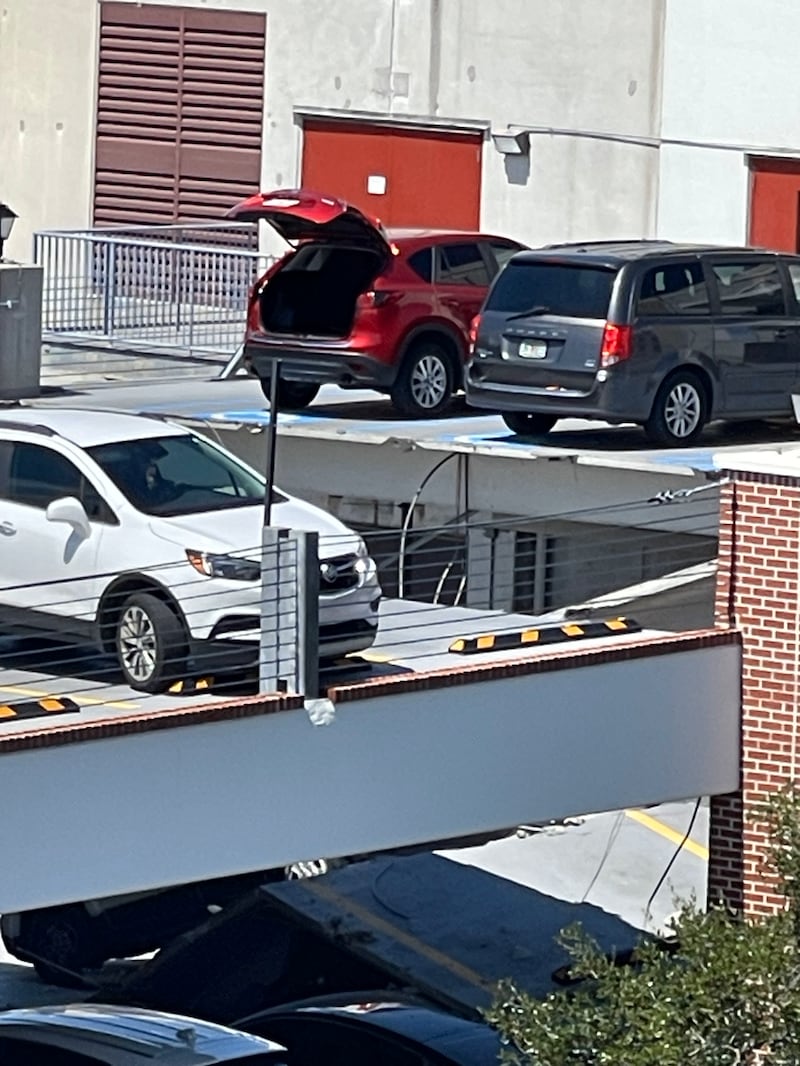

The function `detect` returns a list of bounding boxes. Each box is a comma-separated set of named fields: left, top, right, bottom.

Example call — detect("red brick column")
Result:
left=708, top=471, right=800, bottom=917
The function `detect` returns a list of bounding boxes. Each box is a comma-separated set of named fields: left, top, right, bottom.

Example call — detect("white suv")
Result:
left=0, top=408, right=381, bottom=692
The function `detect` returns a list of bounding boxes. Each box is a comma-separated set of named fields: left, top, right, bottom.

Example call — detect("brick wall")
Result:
left=709, top=473, right=800, bottom=915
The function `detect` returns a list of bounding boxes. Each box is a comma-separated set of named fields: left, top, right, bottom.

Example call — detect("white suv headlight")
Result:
left=354, top=536, right=372, bottom=575
left=186, top=550, right=260, bottom=581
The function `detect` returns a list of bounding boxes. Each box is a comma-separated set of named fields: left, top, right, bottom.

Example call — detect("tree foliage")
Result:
left=486, top=786, right=800, bottom=1065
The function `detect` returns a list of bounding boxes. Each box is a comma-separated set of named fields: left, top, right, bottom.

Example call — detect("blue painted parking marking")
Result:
left=166, top=408, right=726, bottom=472
left=182, top=410, right=312, bottom=426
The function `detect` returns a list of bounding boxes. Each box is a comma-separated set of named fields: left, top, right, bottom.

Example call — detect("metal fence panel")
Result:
left=33, top=223, right=274, bottom=359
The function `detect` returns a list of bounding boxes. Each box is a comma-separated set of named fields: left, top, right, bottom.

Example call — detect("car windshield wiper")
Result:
left=504, top=304, right=552, bottom=321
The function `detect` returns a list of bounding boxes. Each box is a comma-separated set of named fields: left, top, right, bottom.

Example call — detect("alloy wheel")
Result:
left=664, top=381, right=702, bottom=440
left=410, top=353, right=449, bottom=410
left=118, top=604, right=158, bottom=684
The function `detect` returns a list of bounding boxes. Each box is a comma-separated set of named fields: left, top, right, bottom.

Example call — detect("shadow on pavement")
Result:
left=88, top=851, right=649, bottom=1024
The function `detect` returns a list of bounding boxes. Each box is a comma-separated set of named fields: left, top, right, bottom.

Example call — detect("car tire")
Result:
left=391, top=340, right=455, bottom=418
left=644, top=371, right=707, bottom=446
left=502, top=412, right=558, bottom=437
left=115, top=592, right=188, bottom=694
left=21, top=905, right=103, bottom=987
left=259, top=377, right=320, bottom=410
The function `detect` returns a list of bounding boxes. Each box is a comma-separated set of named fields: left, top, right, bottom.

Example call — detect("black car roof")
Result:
left=239, top=998, right=501, bottom=1066
left=511, top=240, right=794, bottom=268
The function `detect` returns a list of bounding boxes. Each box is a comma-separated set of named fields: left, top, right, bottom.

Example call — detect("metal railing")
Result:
left=33, top=222, right=275, bottom=359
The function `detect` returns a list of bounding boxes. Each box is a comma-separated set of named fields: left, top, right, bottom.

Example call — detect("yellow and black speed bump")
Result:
left=168, top=677, right=215, bottom=696
left=0, top=696, right=81, bottom=721
left=449, top=616, right=642, bottom=655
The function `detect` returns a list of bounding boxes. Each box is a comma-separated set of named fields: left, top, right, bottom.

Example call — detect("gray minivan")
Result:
left=465, top=240, right=800, bottom=445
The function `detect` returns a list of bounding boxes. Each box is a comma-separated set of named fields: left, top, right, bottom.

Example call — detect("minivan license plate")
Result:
left=518, top=341, right=546, bottom=359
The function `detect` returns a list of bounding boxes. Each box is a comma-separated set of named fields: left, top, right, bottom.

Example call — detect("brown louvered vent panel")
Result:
left=94, top=3, right=265, bottom=227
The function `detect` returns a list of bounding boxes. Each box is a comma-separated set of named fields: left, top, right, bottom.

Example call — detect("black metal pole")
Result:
left=264, top=360, right=281, bottom=526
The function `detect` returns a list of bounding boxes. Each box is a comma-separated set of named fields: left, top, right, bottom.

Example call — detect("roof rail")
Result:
left=541, top=238, right=674, bottom=250
left=0, top=419, right=55, bottom=436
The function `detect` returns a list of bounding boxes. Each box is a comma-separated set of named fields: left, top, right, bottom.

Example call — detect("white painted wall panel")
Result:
left=0, top=640, right=739, bottom=912
left=657, top=145, right=750, bottom=244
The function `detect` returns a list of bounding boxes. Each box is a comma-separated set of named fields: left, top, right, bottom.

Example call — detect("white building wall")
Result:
left=5, top=0, right=800, bottom=259
left=1, top=0, right=664, bottom=259
left=657, top=0, right=800, bottom=243
left=0, top=0, right=99, bottom=260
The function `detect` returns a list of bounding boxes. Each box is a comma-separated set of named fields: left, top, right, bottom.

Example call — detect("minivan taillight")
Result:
left=599, top=323, right=632, bottom=367
left=468, top=313, right=481, bottom=351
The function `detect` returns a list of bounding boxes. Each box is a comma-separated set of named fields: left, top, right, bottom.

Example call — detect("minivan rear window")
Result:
left=485, top=261, right=616, bottom=319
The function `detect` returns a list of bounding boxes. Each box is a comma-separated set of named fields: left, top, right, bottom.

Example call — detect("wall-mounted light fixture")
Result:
left=490, top=130, right=530, bottom=156
left=0, top=204, right=18, bottom=262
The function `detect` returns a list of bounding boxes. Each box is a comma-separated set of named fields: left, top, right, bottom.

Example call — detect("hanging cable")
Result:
left=643, top=797, right=702, bottom=930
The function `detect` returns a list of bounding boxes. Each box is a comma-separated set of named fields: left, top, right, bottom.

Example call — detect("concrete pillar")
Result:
left=0, top=263, right=42, bottom=398
left=259, top=527, right=319, bottom=697
left=708, top=469, right=800, bottom=916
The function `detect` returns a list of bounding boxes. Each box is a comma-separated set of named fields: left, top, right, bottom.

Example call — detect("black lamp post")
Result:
left=0, top=204, right=18, bottom=262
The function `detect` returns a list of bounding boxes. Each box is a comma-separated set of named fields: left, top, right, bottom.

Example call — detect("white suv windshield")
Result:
left=88, top=433, right=279, bottom=517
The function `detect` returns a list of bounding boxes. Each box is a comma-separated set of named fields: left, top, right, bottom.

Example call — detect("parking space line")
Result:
left=295, top=877, right=494, bottom=995
left=625, top=808, right=708, bottom=861
left=356, top=651, right=397, bottom=663
left=0, top=684, right=138, bottom=711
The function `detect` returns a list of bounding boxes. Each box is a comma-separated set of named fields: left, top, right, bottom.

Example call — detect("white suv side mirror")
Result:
left=46, top=496, right=91, bottom=539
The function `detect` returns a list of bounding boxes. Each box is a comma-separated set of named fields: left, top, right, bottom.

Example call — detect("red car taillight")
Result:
left=599, top=323, right=632, bottom=367
left=468, top=313, right=481, bottom=350
left=358, top=290, right=400, bottom=309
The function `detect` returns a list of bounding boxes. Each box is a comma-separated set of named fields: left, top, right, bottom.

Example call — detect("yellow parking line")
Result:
left=0, top=684, right=138, bottom=712
left=353, top=650, right=396, bottom=663
left=296, top=877, right=494, bottom=994
left=625, top=808, right=709, bottom=861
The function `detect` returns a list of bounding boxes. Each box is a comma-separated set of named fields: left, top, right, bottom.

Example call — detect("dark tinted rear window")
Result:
left=637, top=262, right=710, bottom=316
left=407, top=247, right=432, bottom=283
left=485, top=261, right=616, bottom=318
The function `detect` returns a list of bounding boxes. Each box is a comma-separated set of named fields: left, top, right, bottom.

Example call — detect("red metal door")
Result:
left=749, top=158, right=800, bottom=252
left=301, top=120, right=482, bottom=230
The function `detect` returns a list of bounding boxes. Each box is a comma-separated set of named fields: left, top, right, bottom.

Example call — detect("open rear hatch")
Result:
left=227, top=190, right=392, bottom=338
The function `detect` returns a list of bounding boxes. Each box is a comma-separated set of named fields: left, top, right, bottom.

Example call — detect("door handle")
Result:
left=774, top=329, right=790, bottom=339
left=0, top=521, right=16, bottom=537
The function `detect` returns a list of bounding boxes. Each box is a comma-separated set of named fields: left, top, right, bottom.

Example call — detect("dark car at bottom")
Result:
left=466, top=240, right=800, bottom=446
left=236, top=993, right=503, bottom=1066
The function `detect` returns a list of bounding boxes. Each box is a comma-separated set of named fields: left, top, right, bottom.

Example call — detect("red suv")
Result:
left=227, top=189, right=524, bottom=418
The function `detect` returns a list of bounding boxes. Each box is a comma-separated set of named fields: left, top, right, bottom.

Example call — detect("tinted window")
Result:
left=485, top=240, right=523, bottom=275
left=711, top=260, right=786, bottom=315
left=89, top=433, right=283, bottom=517
left=784, top=261, right=800, bottom=305
left=485, top=261, right=616, bottom=319
left=438, top=243, right=490, bottom=286
left=6, top=442, right=111, bottom=520
left=0, top=1036, right=101, bottom=1064
left=407, top=247, right=433, bottom=283
left=254, top=1017, right=426, bottom=1066
left=637, top=262, right=710, bottom=316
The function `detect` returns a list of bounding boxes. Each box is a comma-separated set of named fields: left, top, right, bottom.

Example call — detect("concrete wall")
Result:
left=6, top=0, right=800, bottom=260
left=657, top=0, right=800, bottom=242
left=1, top=0, right=664, bottom=259
left=0, top=0, right=99, bottom=259
left=0, top=635, right=738, bottom=911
